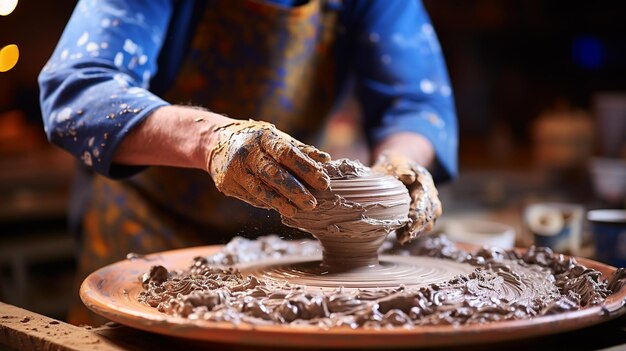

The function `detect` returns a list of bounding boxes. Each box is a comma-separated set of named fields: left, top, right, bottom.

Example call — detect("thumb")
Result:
left=374, top=153, right=416, bottom=185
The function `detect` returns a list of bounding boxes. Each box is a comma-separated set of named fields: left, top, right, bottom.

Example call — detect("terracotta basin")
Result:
left=80, top=244, right=626, bottom=349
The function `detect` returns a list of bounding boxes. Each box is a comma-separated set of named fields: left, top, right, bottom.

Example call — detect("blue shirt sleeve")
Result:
left=350, top=0, right=458, bottom=181
left=38, top=0, right=173, bottom=178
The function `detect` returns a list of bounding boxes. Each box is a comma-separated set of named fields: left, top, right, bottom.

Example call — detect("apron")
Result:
left=70, top=0, right=342, bottom=324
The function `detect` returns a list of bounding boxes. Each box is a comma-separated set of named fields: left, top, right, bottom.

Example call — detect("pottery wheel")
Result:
left=240, top=255, right=474, bottom=289
left=80, top=237, right=626, bottom=349
left=79, top=160, right=626, bottom=347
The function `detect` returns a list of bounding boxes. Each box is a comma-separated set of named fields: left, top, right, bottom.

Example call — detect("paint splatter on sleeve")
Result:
left=350, top=0, right=458, bottom=181
left=38, top=0, right=173, bottom=178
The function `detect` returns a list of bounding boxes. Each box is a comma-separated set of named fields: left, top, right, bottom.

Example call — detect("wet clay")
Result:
left=138, top=235, right=626, bottom=328
left=372, top=152, right=442, bottom=244
left=281, top=159, right=411, bottom=269
left=241, top=255, right=474, bottom=289
left=206, top=119, right=331, bottom=218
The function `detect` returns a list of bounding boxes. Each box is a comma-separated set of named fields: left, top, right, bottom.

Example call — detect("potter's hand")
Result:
left=207, top=120, right=331, bottom=217
left=372, top=152, right=442, bottom=244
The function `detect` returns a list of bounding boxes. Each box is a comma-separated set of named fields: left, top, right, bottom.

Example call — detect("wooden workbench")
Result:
left=1, top=301, right=625, bottom=351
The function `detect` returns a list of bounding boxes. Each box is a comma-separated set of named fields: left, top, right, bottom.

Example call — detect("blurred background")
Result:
left=1, top=0, right=625, bottom=321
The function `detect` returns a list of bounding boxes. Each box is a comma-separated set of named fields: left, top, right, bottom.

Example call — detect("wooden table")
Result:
left=1, top=302, right=625, bottom=351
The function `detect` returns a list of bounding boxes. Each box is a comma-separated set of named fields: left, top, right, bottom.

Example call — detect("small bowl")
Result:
left=524, top=203, right=584, bottom=255
left=587, top=209, right=626, bottom=267
left=443, top=219, right=516, bottom=249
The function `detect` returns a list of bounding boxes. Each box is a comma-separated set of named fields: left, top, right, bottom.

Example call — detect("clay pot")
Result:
left=284, top=170, right=410, bottom=270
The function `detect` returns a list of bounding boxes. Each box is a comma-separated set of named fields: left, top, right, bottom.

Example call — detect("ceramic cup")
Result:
left=587, top=209, right=626, bottom=267
left=525, top=203, right=584, bottom=255
left=589, top=157, right=626, bottom=207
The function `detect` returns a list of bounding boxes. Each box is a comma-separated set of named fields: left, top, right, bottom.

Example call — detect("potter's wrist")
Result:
left=193, top=111, right=235, bottom=170
left=372, top=132, right=435, bottom=169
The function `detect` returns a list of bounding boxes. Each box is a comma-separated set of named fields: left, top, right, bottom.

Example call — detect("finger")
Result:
left=228, top=182, right=272, bottom=210
left=252, top=153, right=317, bottom=211
left=299, top=145, right=331, bottom=163
left=272, top=128, right=331, bottom=163
left=396, top=168, right=416, bottom=185
left=261, top=132, right=330, bottom=190
left=409, top=195, right=436, bottom=233
left=388, top=155, right=416, bottom=184
left=395, top=224, right=412, bottom=245
left=432, top=196, right=443, bottom=217
left=372, top=154, right=416, bottom=185
left=284, top=135, right=331, bottom=163
left=237, top=172, right=297, bottom=217
left=415, top=165, right=437, bottom=192
left=413, top=168, right=442, bottom=218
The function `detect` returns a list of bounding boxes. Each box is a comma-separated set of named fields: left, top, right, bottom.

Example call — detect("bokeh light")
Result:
left=0, top=0, right=18, bottom=16
left=0, top=44, right=19, bottom=72
left=572, top=35, right=606, bottom=70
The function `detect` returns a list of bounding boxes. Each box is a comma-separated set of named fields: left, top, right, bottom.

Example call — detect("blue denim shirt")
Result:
left=39, top=0, right=458, bottom=181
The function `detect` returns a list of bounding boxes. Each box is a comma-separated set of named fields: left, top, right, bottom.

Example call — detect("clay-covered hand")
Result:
left=372, top=152, right=442, bottom=244
left=207, top=120, right=331, bottom=217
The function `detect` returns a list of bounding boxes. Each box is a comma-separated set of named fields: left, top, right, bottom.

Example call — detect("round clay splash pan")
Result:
left=80, top=244, right=626, bottom=349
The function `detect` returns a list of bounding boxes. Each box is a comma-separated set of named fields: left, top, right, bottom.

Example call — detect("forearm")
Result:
left=115, top=105, right=331, bottom=218
left=372, top=132, right=435, bottom=169
left=112, top=105, right=232, bottom=170
left=352, top=0, right=458, bottom=181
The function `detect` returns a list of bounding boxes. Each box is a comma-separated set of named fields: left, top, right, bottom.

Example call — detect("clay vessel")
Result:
left=283, top=160, right=410, bottom=270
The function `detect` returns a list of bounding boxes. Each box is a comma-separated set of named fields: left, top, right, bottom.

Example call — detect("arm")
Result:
left=114, top=105, right=331, bottom=217
left=112, top=105, right=230, bottom=170
left=38, top=0, right=174, bottom=178
left=348, top=0, right=458, bottom=181
left=39, top=0, right=330, bottom=217
left=347, top=0, right=457, bottom=243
